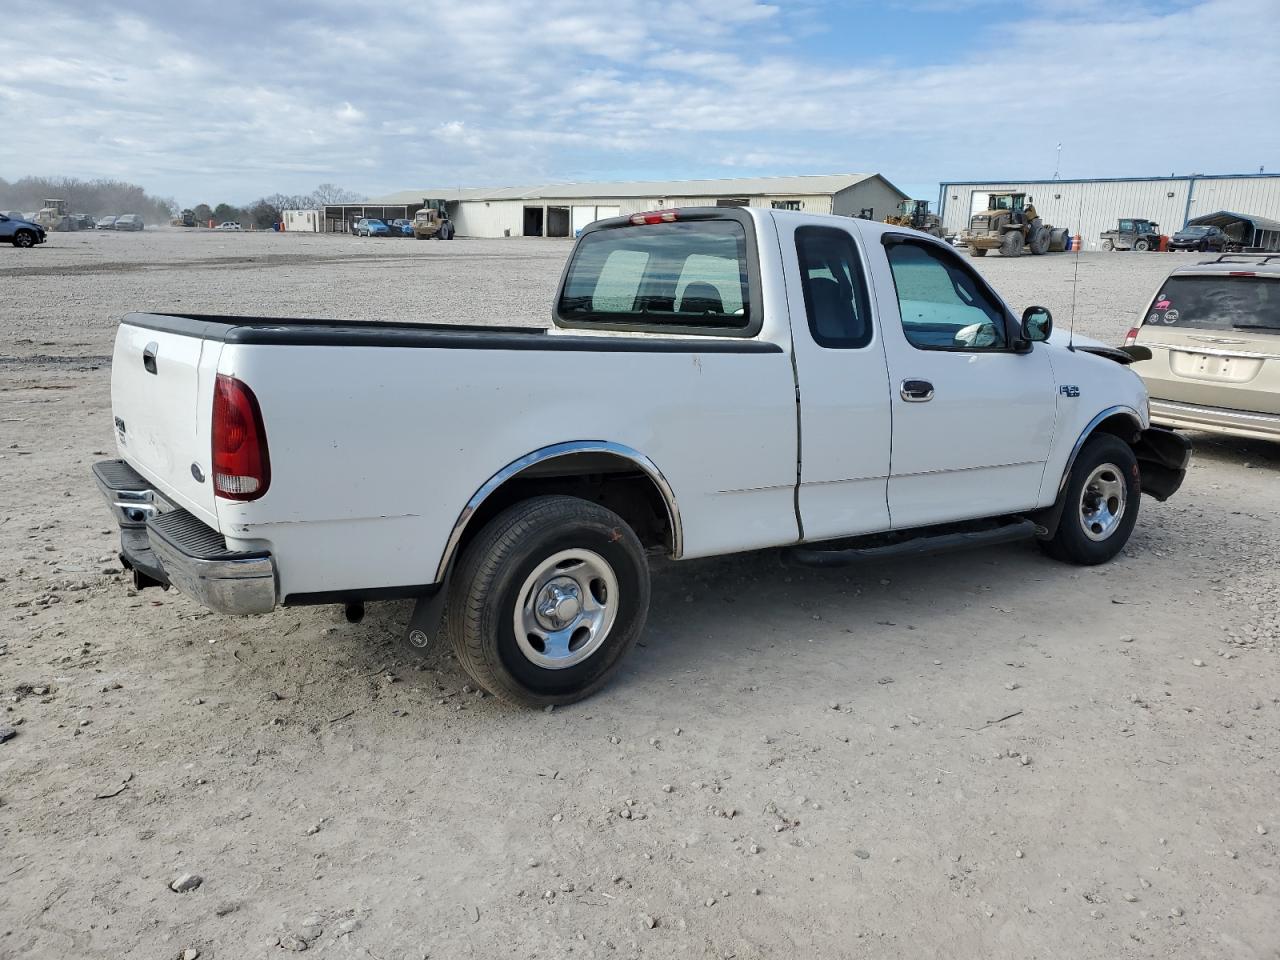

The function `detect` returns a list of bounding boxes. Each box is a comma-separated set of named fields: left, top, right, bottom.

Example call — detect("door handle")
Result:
left=900, top=379, right=934, bottom=402
left=143, top=342, right=158, bottom=375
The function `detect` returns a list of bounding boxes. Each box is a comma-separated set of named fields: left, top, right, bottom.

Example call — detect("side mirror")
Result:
left=1021, top=306, right=1052, bottom=342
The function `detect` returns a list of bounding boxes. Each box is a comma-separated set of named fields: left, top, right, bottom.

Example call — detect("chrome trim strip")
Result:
left=1143, top=341, right=1280, bottom=361
left=1057, top=405, right=1143, bottom=494
left=1150, top=399, right=1280, bottom=426
left=434, top=441, right=684, bottom=582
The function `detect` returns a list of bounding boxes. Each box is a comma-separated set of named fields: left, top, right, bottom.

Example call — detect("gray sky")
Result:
left=1, top=0, right=1276, bottom=205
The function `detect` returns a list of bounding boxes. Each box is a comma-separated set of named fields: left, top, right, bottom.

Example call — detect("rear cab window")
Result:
left=1145, top=273, right=1280, bottom=334
left=556, top=213, right=760, bottom=336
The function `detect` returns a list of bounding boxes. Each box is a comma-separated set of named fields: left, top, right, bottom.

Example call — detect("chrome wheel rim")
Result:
left=514, top=549, right=618, bottom=670
left=1079, top=462, right=1127, bottom=541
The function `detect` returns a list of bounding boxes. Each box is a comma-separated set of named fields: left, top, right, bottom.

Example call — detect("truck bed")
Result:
left=120, top=312, right=782, bottom=353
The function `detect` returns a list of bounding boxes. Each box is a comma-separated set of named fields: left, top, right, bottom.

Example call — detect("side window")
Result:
left=795, top=226, right=872, bottom=349
left=885, top=240, right=1009, bottom=351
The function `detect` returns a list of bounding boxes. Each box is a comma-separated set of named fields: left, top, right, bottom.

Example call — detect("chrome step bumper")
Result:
left=93, top=459, right=277, bottom=615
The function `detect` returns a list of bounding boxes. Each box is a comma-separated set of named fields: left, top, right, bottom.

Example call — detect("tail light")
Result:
left=629, top=209, right=680, bottom=225
left=1123, top=328, right=1139, bottom=346
left=212, top=374, right=270, bottom=500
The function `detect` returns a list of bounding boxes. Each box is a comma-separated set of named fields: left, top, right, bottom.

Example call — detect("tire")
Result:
left=13, top=230, right=36, bottom=248
left=445, top=495, right=650, bottom=706
left=1101, top=239, right=1114, bottom=252
left=1039, top=434, right=1140, bottom=565
left=1134, top=238, right=1151, bottom=252
left=999, top=231, right=1024, bottom=257
left=969, top=246, right=987, bottom=257
left=1030, top=227, right=1050, bottom=255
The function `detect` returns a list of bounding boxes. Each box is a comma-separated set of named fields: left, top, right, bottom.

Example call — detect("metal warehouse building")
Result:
left=367, top=173, right=908, bottom=238
left=938, top=173, right=1280, bottom=250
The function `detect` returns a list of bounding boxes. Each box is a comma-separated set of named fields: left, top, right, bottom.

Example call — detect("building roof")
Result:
left=371, top=173, right=888, bottom=205
left=940, top=172, right=1280, bottom=187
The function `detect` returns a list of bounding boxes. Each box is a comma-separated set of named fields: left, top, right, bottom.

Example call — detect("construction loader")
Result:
left=883, top=199, right=946, bottom=238
left=961, top=193, right=1069, bottom=257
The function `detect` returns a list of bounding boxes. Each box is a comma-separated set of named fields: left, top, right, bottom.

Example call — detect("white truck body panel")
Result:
left=104, top=208, right=1157, bottom=606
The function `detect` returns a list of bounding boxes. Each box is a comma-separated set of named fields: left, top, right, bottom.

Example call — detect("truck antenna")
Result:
left=1067, top=193, right=1084, bottom=351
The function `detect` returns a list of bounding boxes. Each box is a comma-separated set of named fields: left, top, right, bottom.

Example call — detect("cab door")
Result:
left=871, top=235, right=1058, bottom=528
left=779, top=218, right=893, bottom=541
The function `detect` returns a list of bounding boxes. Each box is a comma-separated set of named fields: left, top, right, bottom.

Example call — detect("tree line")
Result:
left=191, top=184, right=364, bottom=228
left=0, top=176, right=365, bottom=228
left=0, top=176, right=177, bottom=223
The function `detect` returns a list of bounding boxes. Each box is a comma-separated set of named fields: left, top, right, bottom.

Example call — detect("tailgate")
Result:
left=111, top=319, right=222, bottom=527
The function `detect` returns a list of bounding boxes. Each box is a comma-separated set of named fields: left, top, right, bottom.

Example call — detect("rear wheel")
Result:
left=999, top=231, right=1024, bottom=257
left=446, top=496, right=650, bottom=706
left=968, top=246, right=987, bottom=257
left=1101, top=238, right=1114, bottom=252
left=13, top=230, right=36, bottom=248
left=1040, top=434, right=1140, bottom=565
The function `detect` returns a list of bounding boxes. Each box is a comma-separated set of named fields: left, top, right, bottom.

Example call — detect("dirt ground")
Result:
left=2, top=229, right=1278, bottom=960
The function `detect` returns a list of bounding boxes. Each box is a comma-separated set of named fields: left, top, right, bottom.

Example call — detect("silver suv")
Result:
left=1126, top=255, right=1280, bottom=441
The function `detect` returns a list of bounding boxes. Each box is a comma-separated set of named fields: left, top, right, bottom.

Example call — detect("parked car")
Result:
left=71, top=214, right=97, bottom=230
left=1169, top=224, right=1233, bottom=252
left=356, top=217, right=391, bottom=237
left=93, top=206, right=1190, bottom=705
left=115, top=214, right=144, bottom=231
left=214, top=221, right=242, bottom=231
left=0, top=211, right=47, bottom=247
left=1125, top=254, right=1280, bottom=441
left=96, top=216, right=118, bottom=230
left=389, top=218, right=415, bottom=237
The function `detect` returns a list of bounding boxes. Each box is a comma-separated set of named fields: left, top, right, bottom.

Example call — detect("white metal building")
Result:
left=370, top=173, right=908, bottom=238
left=938, top=174, right=1280, bottom=250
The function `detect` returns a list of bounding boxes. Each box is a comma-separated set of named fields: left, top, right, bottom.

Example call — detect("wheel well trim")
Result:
left=1057, top=405, right=1144, bottom=493
left=434, top=441, right=683, bottom=582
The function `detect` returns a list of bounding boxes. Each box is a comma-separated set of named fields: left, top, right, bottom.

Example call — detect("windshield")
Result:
left=1180, top=226, right=1211, bottom=235
left=1146, top=275, right=1280, bottom=333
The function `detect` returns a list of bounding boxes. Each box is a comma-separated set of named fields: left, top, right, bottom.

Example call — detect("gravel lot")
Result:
left=2, top=228, right=1277, bottom=960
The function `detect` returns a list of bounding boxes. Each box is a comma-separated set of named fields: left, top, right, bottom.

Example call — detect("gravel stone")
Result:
left=170, top=873, right=203, bottom=893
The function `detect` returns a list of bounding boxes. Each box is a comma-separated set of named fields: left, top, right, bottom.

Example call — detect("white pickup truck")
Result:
left=95, top=207, right=1190, bottom=705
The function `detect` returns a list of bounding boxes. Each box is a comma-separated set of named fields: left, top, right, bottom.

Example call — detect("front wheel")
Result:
left=1040, top=434, right=1140, bottom=565
left=1134, top=238, right=1151, bottom=252
left=969, top=246, right=987, bottom=257
left=13, top=230, right=36, bottom=248
left=446, top=496, right=650, bottom=706
left=999, top=231, right=1024, bottom=257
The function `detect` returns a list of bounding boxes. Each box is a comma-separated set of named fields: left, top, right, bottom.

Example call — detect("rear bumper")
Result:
left=1149, top=399, right=1280, bottom=442
left=93, top=459, right=277, bottom=615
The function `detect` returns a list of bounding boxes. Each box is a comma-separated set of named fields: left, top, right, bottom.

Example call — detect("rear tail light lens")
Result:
left=212, top=374, right=270, bottom=500
left=1123, top=327, right=1139, bottom=346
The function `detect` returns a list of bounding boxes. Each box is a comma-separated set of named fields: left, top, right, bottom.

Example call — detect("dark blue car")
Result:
left=0, top=212, right=47, bottom=247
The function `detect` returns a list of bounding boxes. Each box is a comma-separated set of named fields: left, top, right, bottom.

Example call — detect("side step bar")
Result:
left=786, top=519, right=1040, bottom=568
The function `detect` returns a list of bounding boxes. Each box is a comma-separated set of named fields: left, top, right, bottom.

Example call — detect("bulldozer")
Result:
left=411, top=199, right=455, bottom=240
left=34, top=199, right=74, bottom=232
left=961, top=192, right=1069, bottom=258
left=883, top=199, right=945, bottom=239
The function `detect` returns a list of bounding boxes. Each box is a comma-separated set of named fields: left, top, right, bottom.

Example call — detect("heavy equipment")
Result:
left=1099, top=218, right=1162, bottom=251
left=961, top=192, right=1069, bottom=258
left=412, top=199, right=455, bottom=240
left=883, top=199, right=946, bottom=238
left=34, top=199, right=74, bottom=232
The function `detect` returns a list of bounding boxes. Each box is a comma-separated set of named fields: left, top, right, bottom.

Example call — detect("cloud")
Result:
left=0, top=0, right=1274, bottom=203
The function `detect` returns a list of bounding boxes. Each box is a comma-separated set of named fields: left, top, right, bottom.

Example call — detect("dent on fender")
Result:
left=434, top=441, right=684, bottom=582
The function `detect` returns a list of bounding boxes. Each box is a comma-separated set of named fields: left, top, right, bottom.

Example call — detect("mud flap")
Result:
left=1133, top=426, right=1192, bottom=502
